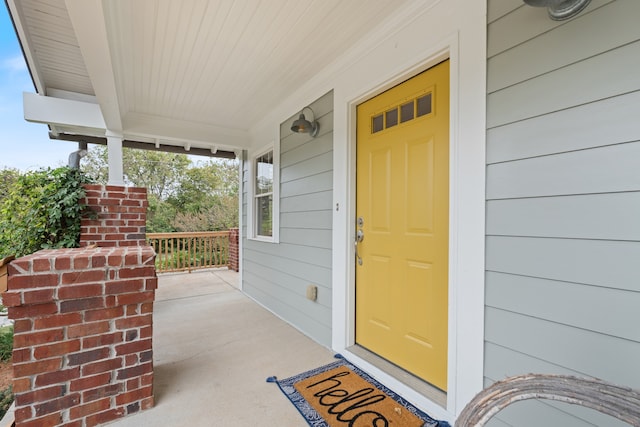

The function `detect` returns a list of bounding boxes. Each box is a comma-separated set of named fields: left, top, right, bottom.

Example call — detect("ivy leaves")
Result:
left=0, top=167, right=92, bottom=258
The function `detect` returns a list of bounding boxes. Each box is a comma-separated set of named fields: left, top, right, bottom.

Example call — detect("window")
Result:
left=255, top=150, right=273, bottom=237
left=249, top=145, right=279, bottom=242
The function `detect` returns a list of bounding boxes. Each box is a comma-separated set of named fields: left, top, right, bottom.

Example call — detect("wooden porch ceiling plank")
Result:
left=145, top=0, right=170, bottom=117
left=170, top=1, right=234, bottom=121
left=209, top=0, right=299, bottom=120
left=158, top=0, right=196, bottom=118
left=22, top=0, right=68, bottom=17
left=161, top=1, right=210, bottom=120
left=40, top=75, right=93, bottom=97
left=22, top=0, right=92, bottom=99
left=185, top=1, right=259, bottom=122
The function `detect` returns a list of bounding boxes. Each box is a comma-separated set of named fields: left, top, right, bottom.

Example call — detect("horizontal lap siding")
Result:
left=242, top=91, right=333, bottom=347
left=485, top=1, right=640, bottom=425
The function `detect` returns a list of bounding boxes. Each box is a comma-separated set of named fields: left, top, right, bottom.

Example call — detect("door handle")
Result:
left=355, top=229, right=364, bottom=265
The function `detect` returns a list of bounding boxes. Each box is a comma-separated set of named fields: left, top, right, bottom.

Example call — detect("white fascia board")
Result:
left=23, top=92, right=106, bottom=130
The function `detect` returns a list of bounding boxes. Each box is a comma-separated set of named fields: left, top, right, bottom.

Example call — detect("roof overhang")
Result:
left=7, top=0, right=411, bottom=156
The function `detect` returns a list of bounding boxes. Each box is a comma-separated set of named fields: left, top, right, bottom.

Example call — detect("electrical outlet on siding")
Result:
left=306, top=285, right=318, bottom=302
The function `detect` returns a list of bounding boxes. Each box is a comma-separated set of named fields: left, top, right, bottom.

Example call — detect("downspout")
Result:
left=68, top=142, right=88, bottom=169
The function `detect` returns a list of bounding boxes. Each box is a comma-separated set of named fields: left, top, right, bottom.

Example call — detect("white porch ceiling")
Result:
left=9, top=0, right=410, bottom=153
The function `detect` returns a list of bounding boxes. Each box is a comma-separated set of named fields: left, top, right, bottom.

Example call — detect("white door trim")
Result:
left=331, top=2, right=486, bottom=422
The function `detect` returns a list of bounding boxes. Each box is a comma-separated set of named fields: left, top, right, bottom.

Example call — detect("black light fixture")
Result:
left=523, top=0, right=590, bottom=20
left=291, top=106, right=319, bottom=137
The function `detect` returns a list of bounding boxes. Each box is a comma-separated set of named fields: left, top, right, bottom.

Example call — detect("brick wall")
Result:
left=80, top=185, right=148, bottom=248
left=4, top=246, right=156, bottom=426
left=228, top=228, right=239, bottom=272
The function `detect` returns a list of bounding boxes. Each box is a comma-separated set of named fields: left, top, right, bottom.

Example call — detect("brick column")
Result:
left=4, top=246, right=156, bottom=426
left=81, top=185, right=148, bottom=247
left=228, top=228, right=239, bottom=272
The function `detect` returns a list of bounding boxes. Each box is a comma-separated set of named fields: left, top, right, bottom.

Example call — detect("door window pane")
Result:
left=417, top=93, right=432, bottom=117
left=400, top=101, right=414, bottom=123
left=372, top=114, right=384, bottom=133
left=385, top=108, right=398, bottom=128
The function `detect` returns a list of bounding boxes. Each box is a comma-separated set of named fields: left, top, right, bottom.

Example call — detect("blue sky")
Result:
left=0, top=4, right=77, bottom=171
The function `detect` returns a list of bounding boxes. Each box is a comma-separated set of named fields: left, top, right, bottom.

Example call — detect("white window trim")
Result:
left=247, top=142, right=280, bottom=243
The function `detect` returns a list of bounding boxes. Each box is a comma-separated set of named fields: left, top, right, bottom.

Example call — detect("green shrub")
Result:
left=0, top=327, right=13, bottom=420
left=155, top=246, right=228, bottom=270
left=156, top=249, right=191, bottom=270
left=0, top=328, right=13, bottom=362
left=0, top=167, right=92, bottom=258
left=0, top=385, right=13, bottom=420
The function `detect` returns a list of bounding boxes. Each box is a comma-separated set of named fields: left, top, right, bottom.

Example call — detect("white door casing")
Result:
left=329, top=1, right=486, bottom=422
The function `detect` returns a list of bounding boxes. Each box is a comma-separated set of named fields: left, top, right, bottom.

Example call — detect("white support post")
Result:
left=106, top=131, right=125, bottom=186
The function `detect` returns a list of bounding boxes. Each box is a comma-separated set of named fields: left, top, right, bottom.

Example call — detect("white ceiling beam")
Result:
left=23, top=92, right=105, bottom=130
left=65, top=0, right=122, bottom=132
left=123, top=112, right=251, bottom=149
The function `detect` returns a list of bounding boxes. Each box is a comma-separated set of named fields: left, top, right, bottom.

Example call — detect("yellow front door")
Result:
left=355, top=60, right=449, bottom=391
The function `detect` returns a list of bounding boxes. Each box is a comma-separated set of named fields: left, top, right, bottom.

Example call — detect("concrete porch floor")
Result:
left=107, top=268, right=335, bottom=426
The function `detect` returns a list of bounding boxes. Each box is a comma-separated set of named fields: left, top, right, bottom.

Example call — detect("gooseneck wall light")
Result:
left=291, top=106, right=319, bottom=137
left=523, top=0, right=591, bottom=20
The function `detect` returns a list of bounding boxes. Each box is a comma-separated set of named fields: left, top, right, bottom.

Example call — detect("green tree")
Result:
left=81, top=147, right=239, bottom=232
left=168, top=159, right=238, bottom=231
left=0, top=167, right=91, bottom=258
left=146, top=194, right=178, bottom=233
left=82, top=146, right=191, bottom=199
left=83, top=147, right=192, bottom=232
left=171, top=194, right=238, bottom=231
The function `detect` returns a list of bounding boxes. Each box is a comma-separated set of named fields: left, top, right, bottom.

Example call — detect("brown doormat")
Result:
left=267, top=355, right=450, bottom=427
